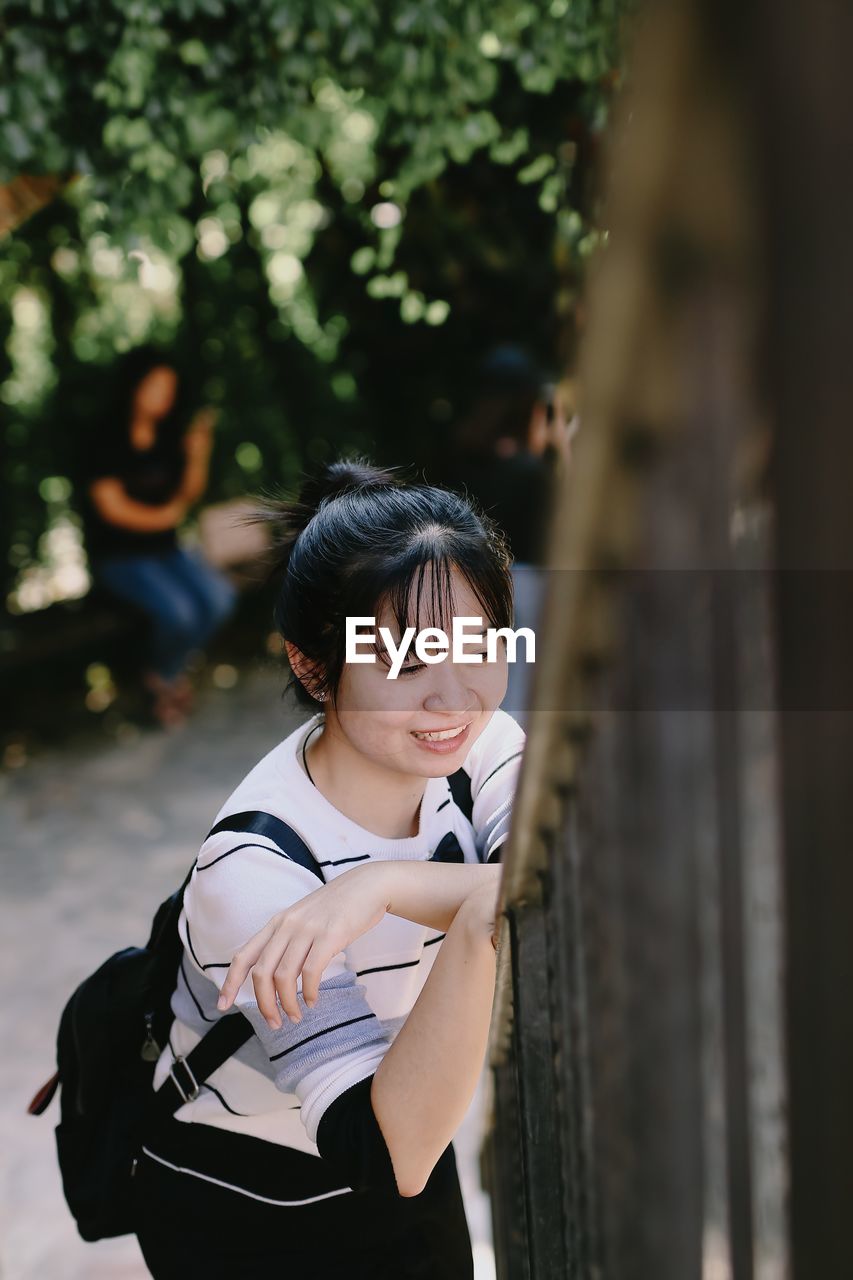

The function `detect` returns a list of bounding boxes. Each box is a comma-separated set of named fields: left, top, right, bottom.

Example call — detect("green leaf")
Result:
left=517, top=153, right=555, bottom=184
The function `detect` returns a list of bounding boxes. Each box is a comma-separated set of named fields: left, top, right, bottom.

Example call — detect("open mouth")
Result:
left=410, top=723, right=473, bottom=754
left=411, top=724, right=470, bottom=742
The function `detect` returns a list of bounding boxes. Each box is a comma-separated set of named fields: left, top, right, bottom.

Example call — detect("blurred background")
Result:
left=0, top=4, right=625, bottom=1277
left=0, top=0, right=617, bottom=748
left=4, top=2, right=853, bottom=1279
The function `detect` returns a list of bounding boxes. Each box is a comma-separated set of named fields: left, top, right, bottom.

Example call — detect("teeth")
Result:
left=412, top=725, right=468, bottom=741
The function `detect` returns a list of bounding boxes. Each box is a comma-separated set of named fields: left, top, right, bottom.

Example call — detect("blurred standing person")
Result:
left=451, top=346, right=572, bottom=725
left=79, top=345, right=237, bottom=728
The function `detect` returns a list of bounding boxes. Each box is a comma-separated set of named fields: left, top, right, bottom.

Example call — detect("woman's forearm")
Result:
left=178, top=450, right=211, bottom=504
left=362, top=860, right=502, bottom=934
left=215, top=860, right=501, bottom=1024
left=370, top=892, right=497, bottom=1196
left=89, top=478, right=187, bottom=532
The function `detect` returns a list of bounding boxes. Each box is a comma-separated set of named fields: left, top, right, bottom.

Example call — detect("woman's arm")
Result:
left=89, top=477, right=188, bottom=532
left=196, top=832, right=502, bottom=1198
left=217, top=860, right=501, bottom=1025
left=177, top=408, right=216, bottom=505
left=369, top=880, right=498, bottom=1196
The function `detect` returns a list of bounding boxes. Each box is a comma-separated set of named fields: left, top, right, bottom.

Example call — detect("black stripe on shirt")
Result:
left=185, top=919, right=204, bottom=970
left=185, top=922, right=230, bottom=971
left=200, top=1081, right=249, bottom=1117
left=206, top=811, right=324, bottom=883
left=269, top=1013, right=377, bottom=1063
left=318, top=854, right=372, bottom=868
left=474, top=751, right=524, bottom=799
left=180, top=956, right=216, bottom=1024
left=423, top=933, right=446, bottom=947
left=356, top=957, right=422, bottom=978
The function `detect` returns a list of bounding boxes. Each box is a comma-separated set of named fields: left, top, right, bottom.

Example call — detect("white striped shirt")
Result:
left=152, top=708, right=524, bottom=1162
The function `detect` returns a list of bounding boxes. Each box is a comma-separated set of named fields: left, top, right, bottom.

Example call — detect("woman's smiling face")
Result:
left=325, top=566, right=508, bottom=780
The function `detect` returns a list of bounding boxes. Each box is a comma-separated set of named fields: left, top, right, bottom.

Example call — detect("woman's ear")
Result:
left=284, top=641, right=327, bottom=701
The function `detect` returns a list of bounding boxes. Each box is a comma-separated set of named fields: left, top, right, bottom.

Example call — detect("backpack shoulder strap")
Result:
left=151, top=1013, right=254, bottom=1120
left=205, top=809, right=325, bottom=883
left=151, top=808, right=324, bottom=1118
left=448, top=769, right=474, bottom=824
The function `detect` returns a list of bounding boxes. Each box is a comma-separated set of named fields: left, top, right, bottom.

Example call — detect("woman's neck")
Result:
left=305, top=720, right=426, bottom=839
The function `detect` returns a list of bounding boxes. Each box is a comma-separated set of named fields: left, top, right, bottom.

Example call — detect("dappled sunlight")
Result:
left=8, top=513, right=90, bottom=614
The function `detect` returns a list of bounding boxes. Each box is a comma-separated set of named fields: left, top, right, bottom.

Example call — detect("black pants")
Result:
left=133, top=1129, right=474, bottom=1280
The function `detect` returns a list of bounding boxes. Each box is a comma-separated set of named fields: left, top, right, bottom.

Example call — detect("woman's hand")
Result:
left=180, top=407, right=217, bottom=503
left=184, top=408, right=217, bottom=456
left=217, top=865, right=388, bottom=1029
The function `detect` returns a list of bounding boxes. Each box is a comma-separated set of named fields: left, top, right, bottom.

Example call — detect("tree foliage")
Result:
left=2, top=1, right=622, bottom=235
left=1, top=0, right=628, bottom=605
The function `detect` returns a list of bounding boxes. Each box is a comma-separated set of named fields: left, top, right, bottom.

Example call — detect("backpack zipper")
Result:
left=140, top=1012, right=162, bottom=1063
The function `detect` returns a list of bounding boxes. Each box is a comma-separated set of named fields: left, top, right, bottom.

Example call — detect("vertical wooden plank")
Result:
left=754, top=2, right=853, bottom=1274
left=511, top=900, right=570, bottom=1279
left=546, top=796, right=601, bottom=1278
left=486, top=1052, right=532, bottom=1280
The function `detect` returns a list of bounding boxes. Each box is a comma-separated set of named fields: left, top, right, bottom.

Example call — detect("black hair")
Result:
left=101, top=344, right=189, bottom=444
left=257, top=460, right=513, bottom=708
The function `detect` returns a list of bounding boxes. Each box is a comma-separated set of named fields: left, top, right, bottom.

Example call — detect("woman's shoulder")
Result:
left=460, top=707, right=526, bottom=776
left=190, top=720, right=330, bottom=896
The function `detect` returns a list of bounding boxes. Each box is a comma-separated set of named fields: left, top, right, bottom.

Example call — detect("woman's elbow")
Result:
left=397, top=1170, right=428, bottom=1198
left=388, top=1145, right=438, bottom=1198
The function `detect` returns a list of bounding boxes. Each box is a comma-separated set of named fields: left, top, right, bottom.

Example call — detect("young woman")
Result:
left=134, top=461, right=526, bottom=1279
left=80, top=345, right=237, bottom=727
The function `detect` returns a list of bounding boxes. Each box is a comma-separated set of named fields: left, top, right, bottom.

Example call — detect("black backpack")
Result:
left=27, top=820, right=300, bottom=1241
left=29, top=790, right=465, bottom=1240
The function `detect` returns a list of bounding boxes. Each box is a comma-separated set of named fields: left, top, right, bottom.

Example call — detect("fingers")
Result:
left=216, top=905, right=337, bottom=1030
left=218, top=921, right=275, bottom=1011
left=300, top=939, right=334, bottom=1009
left=256, top=937, right=311, bottom=1030
left=224, top=936, right=333, bottom=1031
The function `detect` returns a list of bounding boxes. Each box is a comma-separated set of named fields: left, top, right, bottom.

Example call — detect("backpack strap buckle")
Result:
left=169, top=1056, right=200, bottom=1104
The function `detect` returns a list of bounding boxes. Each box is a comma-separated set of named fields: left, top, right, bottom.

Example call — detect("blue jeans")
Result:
left=93, top=547, right=237, bottom=681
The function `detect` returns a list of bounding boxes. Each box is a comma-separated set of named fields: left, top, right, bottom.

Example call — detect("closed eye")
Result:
left=376, top=647, right=423, bottom=676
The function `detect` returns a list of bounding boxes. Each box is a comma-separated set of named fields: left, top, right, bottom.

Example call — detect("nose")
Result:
left=420, top=660, right=478, bottom=717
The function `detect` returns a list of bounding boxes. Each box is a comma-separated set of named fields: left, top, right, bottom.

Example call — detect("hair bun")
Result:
left=247, top=458, right=399, bottom=574
left=297, top=459, right=398, bottom=520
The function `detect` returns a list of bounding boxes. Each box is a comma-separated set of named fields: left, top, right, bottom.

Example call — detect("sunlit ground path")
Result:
left=0, top=666, right=495, bottom=1280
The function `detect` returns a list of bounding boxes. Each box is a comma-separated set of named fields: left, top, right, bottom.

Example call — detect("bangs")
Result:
left=275, top=470, right=514, bottom=706
left=375, top=537, right=512, bottom=643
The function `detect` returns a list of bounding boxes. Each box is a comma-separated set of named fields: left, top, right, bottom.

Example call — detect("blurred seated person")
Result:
left=451, top=345, right=574, bottom=723
left=79, top=345, right=237, bottom=728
